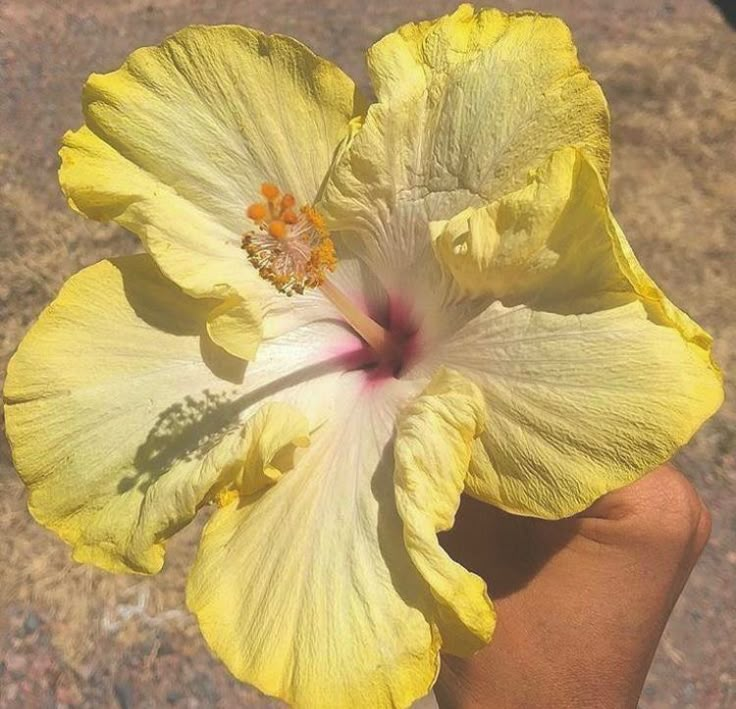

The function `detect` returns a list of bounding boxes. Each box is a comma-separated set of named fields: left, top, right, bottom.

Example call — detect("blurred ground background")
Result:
left=0, top=0, right=734, bottom=707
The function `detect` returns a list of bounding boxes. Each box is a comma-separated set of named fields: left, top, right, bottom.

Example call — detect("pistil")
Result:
left=320, top=279, right=397, bottom=363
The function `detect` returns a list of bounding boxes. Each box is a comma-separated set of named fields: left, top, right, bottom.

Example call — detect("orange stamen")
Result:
left=246, top=203, right=267, bottom=221
left=261, top=182, right=280, bottom=201
left=269, top=220, right=287, bottom=238
left=242, top=182, right=395, bottom=360
left=302, top=206, right=327, bottom=235
left=242, top=182, right=338, bottom=296
left=282, top=209, right=298, bottom=224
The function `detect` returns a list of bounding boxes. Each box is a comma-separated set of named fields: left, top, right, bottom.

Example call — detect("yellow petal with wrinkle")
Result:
left=430, top=146, right=718, bottom=368
left=394, top=368, right=495, bottom=656
left=3, top=255, right=349, bottom=573
left=608, top=216, right=717, bottom=363
left=206, top=297, right=263, bottom=360
left=187, top=376, right=442, bottom=709
left=368, top=4, right=610, bottom=188
left=322, top=4, right=609, bottom=286
left=431, top=301, right=723, bottom=519
left=3, top=255, right=246, bottom=572
left=430, top=147, right=580, bottom=300
left=60, top=25, right=365, bottom=318
left=217, top=401, right=310, bottom=498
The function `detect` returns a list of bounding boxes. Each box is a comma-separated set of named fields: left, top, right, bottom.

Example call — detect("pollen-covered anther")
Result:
left=246, top=203, right=268, bottom=221
left=242, top=186, right=337, bottom=296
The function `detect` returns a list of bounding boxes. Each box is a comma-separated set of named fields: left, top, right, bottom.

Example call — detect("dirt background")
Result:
left=0, top=0, right=734, bottom=707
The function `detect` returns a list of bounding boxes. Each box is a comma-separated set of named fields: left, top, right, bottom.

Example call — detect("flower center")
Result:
left=243, top=183, right=411, bottom=373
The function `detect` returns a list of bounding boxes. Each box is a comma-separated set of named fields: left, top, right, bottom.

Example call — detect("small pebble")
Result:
left=158, top=640, right=175, bottom=656
left=114, top=681, right=134, bottom=709
left=21, top=611, right=41, bottom=635
left=682, top=681, right=697, bottom=701
left=166, top=689, right=184, bottom=704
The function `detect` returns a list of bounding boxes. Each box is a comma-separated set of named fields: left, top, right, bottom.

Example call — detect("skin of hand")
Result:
left=436, top=464, right=711, bottom=709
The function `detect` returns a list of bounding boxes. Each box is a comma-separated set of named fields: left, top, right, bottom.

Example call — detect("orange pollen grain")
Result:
left=312, top=239, right=337, bottom=269
left=261, top=182, right=280, bottom=201
left=269, top=220, right=287, bottom=238
left=282, top=209, right=298, bottom=224
left=302, top=206, right=328, bottom=235
left=281, top=193, right=296, bottom=209
left=246, top=203, right=267, bottom=221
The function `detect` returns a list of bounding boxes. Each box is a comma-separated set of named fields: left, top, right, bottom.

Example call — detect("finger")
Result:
left=572, top=464, right=712, bottom=637
left=574, top=464, right=711, bottom=561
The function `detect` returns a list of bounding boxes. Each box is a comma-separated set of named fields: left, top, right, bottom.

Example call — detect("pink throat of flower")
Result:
left=322, top=281, right=419, bottom=381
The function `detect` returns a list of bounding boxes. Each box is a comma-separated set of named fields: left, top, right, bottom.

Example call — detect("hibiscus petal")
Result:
left=214, top=401, right=311, bottom=499
left=430, top=301, right=723, bottom=519
left=430, top=147, right=602, bottom=303
left=607, top=214, right=717, bottom=362
left=430, top=147, right=718, bottom=367
left=367, top=4, right=609, bottom=183
left=3, top=255, right=350, bottom=573
left=322, top=4, right=609, bottom=287
left=187, top=375, right=443, bottom=709
left=206, top=298, right=263, bottom=360
left=394, top=368, right=495, bottom=656
left=60, top=26, right=366, bottom=353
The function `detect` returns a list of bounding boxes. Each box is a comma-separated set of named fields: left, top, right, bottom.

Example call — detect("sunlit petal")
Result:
left=394, top=368, right=495, bottom=655
left=60, top=26, right=366, bottom=355
left=430, top=301, right=723, bottom=518
left=3, top=255, right=353, bottom=572
left=322, top=4, right=609, bottom=297
left=430, top=147, right=717, bottom=369
left=187, top=376, right=443, bottom=709
left=206, top=297, right=263, bottom=360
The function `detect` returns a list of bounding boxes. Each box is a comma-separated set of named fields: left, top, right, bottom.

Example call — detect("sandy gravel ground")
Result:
left=1, top=1, right=734, bottom=707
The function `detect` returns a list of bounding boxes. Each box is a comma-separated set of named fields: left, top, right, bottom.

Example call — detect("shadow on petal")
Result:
left=126, top=355, right=351, bottom=494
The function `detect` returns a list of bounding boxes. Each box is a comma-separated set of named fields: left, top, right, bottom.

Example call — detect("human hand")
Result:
left=436, top=465, right=711, bottom=709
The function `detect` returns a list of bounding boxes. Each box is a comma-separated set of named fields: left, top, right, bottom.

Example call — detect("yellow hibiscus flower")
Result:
left=3, top=4, right=722, bottom=708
